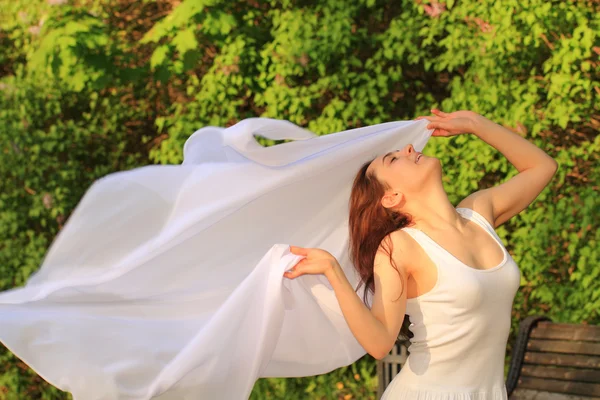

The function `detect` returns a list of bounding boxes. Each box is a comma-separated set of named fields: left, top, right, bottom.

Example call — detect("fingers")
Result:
left=284, top=266, right=297, bottom=278
left=426, top=120, right=451, bottom=130
left=431, top=109, right=449, bottom=117
left=416, top=115, right=441, bottom=122
left=289, top=245, right=308, bottom=255
left=417, top=109, right=449, bottom=121
left=284, top=259, right=309, bottom=278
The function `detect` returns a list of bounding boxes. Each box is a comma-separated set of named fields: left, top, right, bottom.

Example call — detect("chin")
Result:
left=424, top=158, right=443, bottom=178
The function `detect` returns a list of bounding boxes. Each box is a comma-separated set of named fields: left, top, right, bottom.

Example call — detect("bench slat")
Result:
left=380, top=354, right=405, bottom=364
left=531, top=322, right=600, bottom=342
left=527, top=338, right=600, bottom=356
left=510, top=387, right=600, bottom=400
left=521, top=364, right=600, bottom=383
left=524, top=351, right=600, bottom=369
left=518, top=376, right=600, bottom=396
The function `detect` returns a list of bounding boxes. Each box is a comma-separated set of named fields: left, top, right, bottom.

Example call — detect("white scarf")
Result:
left=0, top=117, right=432, bottom=399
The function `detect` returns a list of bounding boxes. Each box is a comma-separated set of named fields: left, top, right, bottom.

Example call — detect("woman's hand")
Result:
left=415, top=109, right=481, bottom=137
left=285, top=246, right=338, bottom=280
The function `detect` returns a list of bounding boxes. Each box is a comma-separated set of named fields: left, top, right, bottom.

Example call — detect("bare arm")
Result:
left=457, top=114, right=559, bottom=227
left=326, top=236, right=408, bottom=360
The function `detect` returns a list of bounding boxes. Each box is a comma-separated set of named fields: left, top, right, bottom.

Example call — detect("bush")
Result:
left=0, top=0, right=597, bottom=398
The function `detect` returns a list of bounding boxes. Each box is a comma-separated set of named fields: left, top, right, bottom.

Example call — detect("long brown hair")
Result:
left=348, top=158, right=414, bottom=343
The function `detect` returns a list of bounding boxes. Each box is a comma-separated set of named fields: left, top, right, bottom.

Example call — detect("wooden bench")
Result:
left=506, top=315, right=600, bottom=399
left=376, top=315, right=600, bottom=399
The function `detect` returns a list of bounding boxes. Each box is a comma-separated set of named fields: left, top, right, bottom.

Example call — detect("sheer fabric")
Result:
left=0, top=118, right=433, bottom=399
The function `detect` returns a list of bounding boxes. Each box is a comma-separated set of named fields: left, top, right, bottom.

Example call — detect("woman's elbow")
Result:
left=373, top=340, right=394, bottom=361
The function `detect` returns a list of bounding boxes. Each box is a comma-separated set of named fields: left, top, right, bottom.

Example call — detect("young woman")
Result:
left=286, top=109, right=558, bottom=399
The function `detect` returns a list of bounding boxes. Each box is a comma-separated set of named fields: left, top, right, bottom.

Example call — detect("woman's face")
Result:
left=367, top=143, right=440, bottom=207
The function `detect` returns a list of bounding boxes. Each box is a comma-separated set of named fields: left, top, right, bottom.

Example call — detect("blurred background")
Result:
left=0, top=0, right=598, bottom=398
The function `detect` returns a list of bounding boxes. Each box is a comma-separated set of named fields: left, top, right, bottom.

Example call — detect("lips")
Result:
left=416, top=153, right=423, bottom=164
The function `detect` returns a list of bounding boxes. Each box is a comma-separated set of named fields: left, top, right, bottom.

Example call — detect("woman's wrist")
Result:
left=325, top=261, right=344, bottom=283
left=468, top=113, right=493, bottom=136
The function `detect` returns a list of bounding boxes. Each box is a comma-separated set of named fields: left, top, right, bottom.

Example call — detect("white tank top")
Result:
left=381, top=207, right=521, bottom=400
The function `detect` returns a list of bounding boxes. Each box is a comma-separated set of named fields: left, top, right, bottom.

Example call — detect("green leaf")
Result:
left=173, top=27, right=198, bottom=56
left=150, top=45, right=170, bottom=69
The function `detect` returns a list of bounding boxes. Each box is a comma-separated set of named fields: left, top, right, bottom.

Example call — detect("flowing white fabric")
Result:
left=0, top=117, right=433, bottom=399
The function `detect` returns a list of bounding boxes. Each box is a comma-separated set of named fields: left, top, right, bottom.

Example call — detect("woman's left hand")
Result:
left=285, top=246, right=338, bottom=279
left=415, top=109, right=480, bottom=137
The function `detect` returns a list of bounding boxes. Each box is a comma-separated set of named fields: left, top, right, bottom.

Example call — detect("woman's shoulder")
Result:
left=388, top=229, right=418, bottom=276
left=456, top=193, right=497, bottom=229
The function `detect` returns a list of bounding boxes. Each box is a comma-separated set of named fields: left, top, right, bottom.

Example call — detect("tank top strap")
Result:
left=399, top=226, right=442, bottom=256
left=399, top=226, right=447, bottom=291
left=456, top=207, right=496, bottom=235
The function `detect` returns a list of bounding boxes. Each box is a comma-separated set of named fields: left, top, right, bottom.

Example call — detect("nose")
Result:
left=404, top=144, right=414, bottom=155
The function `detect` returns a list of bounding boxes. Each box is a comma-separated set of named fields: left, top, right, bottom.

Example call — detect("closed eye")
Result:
left=391, top=157, right=397, bottom=162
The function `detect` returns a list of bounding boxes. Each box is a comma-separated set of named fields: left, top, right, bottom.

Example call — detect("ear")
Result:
left=381, top=191, right=404, bottom=209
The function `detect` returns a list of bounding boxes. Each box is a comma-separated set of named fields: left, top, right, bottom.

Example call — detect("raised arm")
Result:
left=456, top=114, right=558, bottom=228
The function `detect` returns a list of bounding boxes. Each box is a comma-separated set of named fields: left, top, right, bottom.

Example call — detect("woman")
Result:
left=285, top=109, right=558, bottom=398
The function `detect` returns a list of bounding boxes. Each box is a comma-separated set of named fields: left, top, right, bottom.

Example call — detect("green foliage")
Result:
left=28, top=7, right=114, bottom=92
left=251, top=355, right=377, bottom=400
left=0, top=0, right=598, bottom=398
